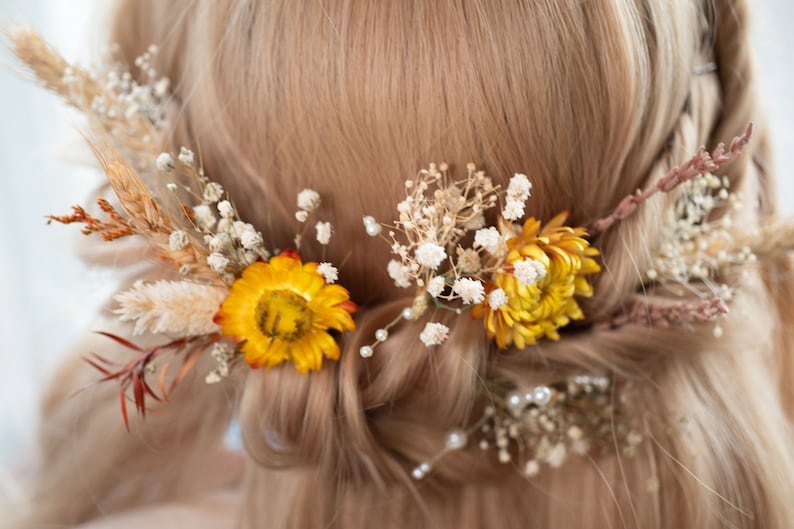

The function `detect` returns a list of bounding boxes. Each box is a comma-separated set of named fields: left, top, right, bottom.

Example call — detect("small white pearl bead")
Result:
left=362, top=216, right=382, bottom=236
left=359, top=345, right=374, bottom=358
left=375, top=328, right=389, bottom=341
left=411, top=462, right=431, bottom=480
left=445, top=429, right=468, bottom=450
left=533, top=386, right=552, bottom=406
left=506, top=391, right=525, bottom=414
left=401, top=307, right=415, bottom=320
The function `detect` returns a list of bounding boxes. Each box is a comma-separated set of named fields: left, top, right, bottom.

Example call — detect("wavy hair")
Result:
left=8, top=1, right=794, bottom=528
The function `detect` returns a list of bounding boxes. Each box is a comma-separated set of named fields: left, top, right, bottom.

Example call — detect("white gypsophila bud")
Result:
left=207, top=233, right=230, bottom=253
left=207, top=252, right=230, bottom=273
left=177, top=147, right=196, bottom=166
left=317, top=262, right=339, bottom=284
left=415, top=242, right=447, bottom=270
left=295, top=211, right=309, bottom=223
left=452, top=277, right=485, bottom=304
left=387, top=259, right=412, bottom=288
left=426, top=276, right=446, bottom=298
left=168, top=229, right=189, bottom=251
left=166, top=182, right=178, bottom=191
left=210, top=342, right=234, bottom=362
left=155, top=152, right=174, bottom=172
left=217, top=200, right=234, bottom=219
left=240, top=228, right=264, bottom=250
left=192, top=204, right=217, bottom=231
left=178, top=146, right=195, bottom=166
left=501, top=199, right=525, bottom=221
left=513, top=258, right=547, bottom=286
left=473, top=227, right=502, bottom=255
left=297, top=189, right=321, bottom=212
left=487, top=288, right=508, bottom=310
left=233, top=221, right=253, bottom=235
left=419, top=322, right=450, bottom=347
left=456, top=248, right=482, bottom=274
left=464, top=211, right=486, bottom=231
left=507, top=173, right=532, bottom=200
left=154, top=78, right=170, bottom=98
left=203, top=182, right=224, bottom=203
left=315, top=221, right=332, bottom=245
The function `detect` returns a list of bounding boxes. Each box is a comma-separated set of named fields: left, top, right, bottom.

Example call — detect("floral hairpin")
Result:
left=49, top=146, right=357, bottom=422
left=355, top=135, right=756, bottom=479
left=357, top=121, right=755, bottom=359
left=410, top=374, right=645, bottom=480
left=10, top=28, right=357, bottom=427
left=358, top=165, right=600, bottom=358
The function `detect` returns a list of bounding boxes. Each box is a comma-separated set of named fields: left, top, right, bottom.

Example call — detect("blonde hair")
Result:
left=9, top=1, right=794, bottom=528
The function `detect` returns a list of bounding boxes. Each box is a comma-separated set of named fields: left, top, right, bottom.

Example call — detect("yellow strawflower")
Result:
left=472, top=213, right=600, bottom=349
left=215, top=251, right=356, bottom=373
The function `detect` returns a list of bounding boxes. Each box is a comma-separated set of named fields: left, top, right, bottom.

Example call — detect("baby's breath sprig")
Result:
left=360, top=163, right=516, bottom=356
left=154, top=146, right=271, bottom=282
left=645, top=172, right=753, bottom=286
left=380, top=163, right=507, bottom=299
left=292, top=188, right=335, bottom=261
left=632, top=171, right=754, bottom=335
left=9, top=27, right=172, bottom=171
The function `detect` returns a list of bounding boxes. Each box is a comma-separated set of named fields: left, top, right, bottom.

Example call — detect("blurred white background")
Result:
left=0, top=0, right=792, bottom=498
left=0, top=0, right=117, bottom=498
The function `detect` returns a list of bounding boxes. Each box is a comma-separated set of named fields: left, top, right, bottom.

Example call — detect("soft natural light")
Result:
left=0, top=0, right=792, bottom=494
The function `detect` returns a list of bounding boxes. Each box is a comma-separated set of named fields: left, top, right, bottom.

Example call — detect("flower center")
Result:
left=256, top=290, right=313, bottom=341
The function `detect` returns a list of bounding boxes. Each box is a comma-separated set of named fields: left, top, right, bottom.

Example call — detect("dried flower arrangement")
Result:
left=357, top=127, right=755, bottom=477
left=359, top=125, right=753, bottom=358
left=11, top=27, right=355, bottom=429
left=358, top=165, right=600, bottom=357
left=54, top=142, right=358, bottom=428
left=9, top=26, right=777, bottom=479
